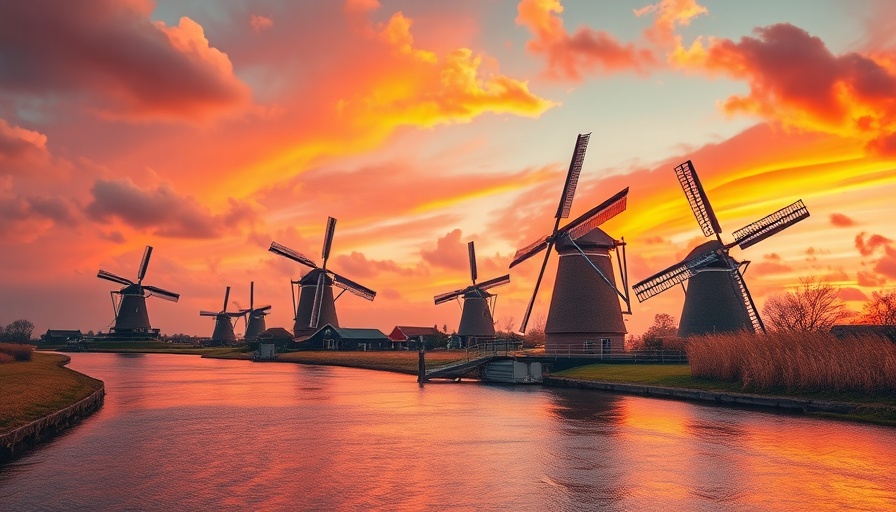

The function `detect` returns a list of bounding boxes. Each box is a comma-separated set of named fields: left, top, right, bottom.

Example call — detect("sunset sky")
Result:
left=1, top=0, right=895, bottom=338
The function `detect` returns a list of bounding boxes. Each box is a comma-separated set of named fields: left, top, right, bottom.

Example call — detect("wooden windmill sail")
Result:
left=434, top=241, right=510, bottom=346
left=97, top=246, right=179, bottom=340
left=510, top=133, right=632, bottom=353
left=269, top=217, right=377, bottom=337
left=632, top=160, right=810, bottom=337
left=241, top=281, right=271, bottom=341
left=200, top=286, right=247, bottom=344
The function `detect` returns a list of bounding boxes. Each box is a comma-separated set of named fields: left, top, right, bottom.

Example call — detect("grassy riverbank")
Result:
left=554, top=363, right=896, bottom=425
left=0, top=352, right=104, bottom=434
left=277, top=350, right=467, bottom=374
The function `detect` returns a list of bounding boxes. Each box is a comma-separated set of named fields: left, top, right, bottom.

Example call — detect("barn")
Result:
left=387, top=326, right=443, bottom=350
left=295, top=323, right=390, bottom=351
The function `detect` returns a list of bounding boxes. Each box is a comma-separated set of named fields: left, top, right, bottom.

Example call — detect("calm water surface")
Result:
left=1, top=353, right=895, bottom=511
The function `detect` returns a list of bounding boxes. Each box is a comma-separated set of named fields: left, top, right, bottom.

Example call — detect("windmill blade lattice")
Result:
left=562, top=188, right=629, bottom=240
left=632, top=249, right=721, bottom=302
left=97, top=270, right=133, bottom=287
left=137, top=246, right=153, bottom=282
left=556, top=133, right=590, bottom=219
left=143, top=285, right=179, bottom=302
left=269, top=242, right=318, bottom=269
left=675, top=160, right=722, bottom=238
left=732, top=200, right=810, bottom=250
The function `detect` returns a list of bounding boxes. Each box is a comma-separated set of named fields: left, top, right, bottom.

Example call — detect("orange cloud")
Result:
left=342, top=4, right=555, bottom=128
left=675, top=23, right=896, bottom=155
left=0, top=1, right=250, bottom=122
left=634, top=0, right=708, bottom=47
left=516, top=0, right=656, bottom=79
left=830, top=213, right=856, bottom=227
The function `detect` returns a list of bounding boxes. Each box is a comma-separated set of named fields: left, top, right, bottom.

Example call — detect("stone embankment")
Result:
left=544, top=376, right=896, bottom=417
left=0, top=377, right=105, bottom=462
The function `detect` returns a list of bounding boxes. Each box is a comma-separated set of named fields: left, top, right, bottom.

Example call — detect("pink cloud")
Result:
left=855, top=231, right=893, bottom=257
left=830, top=213, right=856, bottom=227
left=420, top=229, right=469, bottom=271
left=0, top=119, right=49, bottom=173
left=838, top=287, right=869, bottom=302
left=250, top=14, right=273, bottom=33
left=85, top=178, right=257, bottom=238
left=857, top=270, right=887, bottom=287
left=516, top=0, right=656, bottom=80
left=0, top=1, right=250, bottom=121
left=683, top=23, right=896, bottom=151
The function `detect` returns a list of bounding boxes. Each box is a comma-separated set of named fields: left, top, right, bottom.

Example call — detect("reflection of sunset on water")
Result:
left=3, top=354, right=894, bottom=510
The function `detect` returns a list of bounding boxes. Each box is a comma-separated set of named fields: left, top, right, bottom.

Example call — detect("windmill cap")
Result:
left=685, top=239, right=723, bottom=258
left=299, top=268, right=334, bottom=285
left=685, top=240, right=731, bottom=268
left=555, top=227, right=616, bottom=251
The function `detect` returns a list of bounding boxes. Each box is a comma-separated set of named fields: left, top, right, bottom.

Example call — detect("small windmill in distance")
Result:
left=269, top=217, right=376, bottom=337
left=241, top=281, right=271, bottom=341
left=632, top=160, right=810, bottom=337
left=97, top=246, right=179, bottom=341
left=200, top=286, right=247, bottom=345
left=510, top=133, right=632, bottom=354
left=434, top=241, right=510, bottom=347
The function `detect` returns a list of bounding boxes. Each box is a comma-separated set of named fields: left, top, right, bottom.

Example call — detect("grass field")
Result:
left=553, top=363, right=896, bottom=409
left=276, top=350, right=468, bottom=374
left=0, top=352, right=103, bottom=434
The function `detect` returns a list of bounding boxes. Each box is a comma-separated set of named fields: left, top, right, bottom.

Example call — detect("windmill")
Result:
left=97, top=246, right=179, bottom=340
left=632, top=160, right=810, bottom=337
left=269, top=217, right=377, bottom=337
left=434, top=241, right=510, bottom=346
left=510, top=133, right=632, bottom=354
left=200, top=286, right=247, bottom=345
left=241, top=281, right=271, bottom=341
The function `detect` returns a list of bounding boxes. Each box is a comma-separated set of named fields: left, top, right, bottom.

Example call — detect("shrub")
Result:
left=0, top=353, right=13, bottom=364
left=0, top=342, right=34, bottom=362
left=686, top=331, right=896, bottom=394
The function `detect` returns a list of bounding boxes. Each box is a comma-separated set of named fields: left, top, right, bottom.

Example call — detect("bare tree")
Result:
left=523, top=312, right=547, bottom=347
left=494, top=315, right=516, bottom=336
left=762, top=276, right=849, bottom=332
left=860, top=290, right=896, bottom=325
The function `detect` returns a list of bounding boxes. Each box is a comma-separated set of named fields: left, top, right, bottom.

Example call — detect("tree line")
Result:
left=0, top=319, right=34, bottom=343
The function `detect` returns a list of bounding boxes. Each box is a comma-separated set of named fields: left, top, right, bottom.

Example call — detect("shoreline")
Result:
left=543, top=376, right=896, bottom=425
left=0, top=355, right=105, bottom=463
left=23, top=348, right=896, bottom=428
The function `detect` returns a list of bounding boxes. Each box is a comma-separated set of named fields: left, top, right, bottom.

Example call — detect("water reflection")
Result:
left=1, top=353, right=894, bottom=511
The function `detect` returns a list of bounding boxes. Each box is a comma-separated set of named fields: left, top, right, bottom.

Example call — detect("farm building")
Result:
left=295, top=324, right=390, bottom=351
left=387, top=326, right=443, bottom=350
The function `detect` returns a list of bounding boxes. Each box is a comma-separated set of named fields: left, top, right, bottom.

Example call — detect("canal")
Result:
left=1, top=353, right=894, bottom=510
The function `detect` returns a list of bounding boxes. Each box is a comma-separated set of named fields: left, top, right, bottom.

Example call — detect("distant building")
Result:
left=41, top=330, right=83, bottom=343
left=295, top=324, right=390, bottom=351
left=257, top=327, right=295, bottom=349
left=387, top=326, right=442, bottom=350
left=830, top=325, right=896, bottom=342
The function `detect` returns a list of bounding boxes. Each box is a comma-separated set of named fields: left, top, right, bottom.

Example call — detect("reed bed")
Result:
left=687, top=331, right=896, bottom=394
left=0, top=342, right=33, bottom=362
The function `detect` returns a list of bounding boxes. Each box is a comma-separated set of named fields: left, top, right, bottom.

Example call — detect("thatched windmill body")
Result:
left=632, top=160, right=810, bottom=337
left=200, top=286, right=247, bottom=345
left=270, top=217, right=377, bottom=337
left=241, top=281, right=271, bottom=341
left=510, top=134, right=632, bottom=354
left=97, top=246, right=179, bottom=340
left=434, top=241, right=510, bottom=346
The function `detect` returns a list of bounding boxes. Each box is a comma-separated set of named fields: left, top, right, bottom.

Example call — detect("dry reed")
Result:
left=0, top=343, right=33, bottom=362
left=686, top=331, right=896, bottom=394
